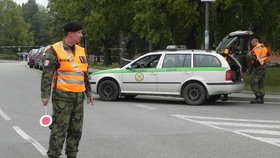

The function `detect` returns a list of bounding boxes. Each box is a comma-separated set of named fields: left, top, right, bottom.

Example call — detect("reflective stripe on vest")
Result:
left=253, top=43, right=268, bottom=65
left=52, top=41, right=88, bottom=92
left=58, top=42, right=81, bottom=72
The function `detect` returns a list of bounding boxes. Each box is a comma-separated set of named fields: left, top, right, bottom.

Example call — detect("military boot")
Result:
left=250, top=96, right=264, bottom=104
left=257, top=96, right=264, bottom=103
left=250, top=97, right=259, bottom=104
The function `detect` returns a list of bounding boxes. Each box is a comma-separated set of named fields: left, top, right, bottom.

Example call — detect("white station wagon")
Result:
left=90, top=49, right=244, bottom=105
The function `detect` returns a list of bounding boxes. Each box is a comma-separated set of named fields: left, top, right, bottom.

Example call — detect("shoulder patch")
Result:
left=44, top=60, right=50, bottom=66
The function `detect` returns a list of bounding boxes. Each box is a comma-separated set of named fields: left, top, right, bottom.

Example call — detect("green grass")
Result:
left=243, top=67, right=280, bottom=93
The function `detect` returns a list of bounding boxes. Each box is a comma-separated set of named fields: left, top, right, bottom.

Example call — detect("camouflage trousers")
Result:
left=47, top=91, right=84, bottom=158
left=250, top=66, right=266, bottom=98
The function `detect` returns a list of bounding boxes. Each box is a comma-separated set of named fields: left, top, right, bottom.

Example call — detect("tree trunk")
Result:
left=103, top=43, right=112, bottom=66
left=149, top=42, right=153, bottom=52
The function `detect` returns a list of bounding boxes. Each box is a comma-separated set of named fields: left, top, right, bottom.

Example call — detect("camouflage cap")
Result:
left=63, top=22, right=82, bottom=33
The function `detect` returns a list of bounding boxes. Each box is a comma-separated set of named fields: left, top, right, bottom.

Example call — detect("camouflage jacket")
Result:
left=41, top=40, right=92, bottom=99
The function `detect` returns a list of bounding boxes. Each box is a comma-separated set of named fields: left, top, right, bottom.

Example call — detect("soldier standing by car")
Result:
left=248, top=38, right=270, bottom=104
left=220, top=48, right=232, bottom=101
left=41, top=22, right=93, bottom=158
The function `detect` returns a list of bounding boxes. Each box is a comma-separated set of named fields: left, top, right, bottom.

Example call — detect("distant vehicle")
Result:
left=90, top=47, right=244, bottom=105
left=27, top=49, right=39, bottom=68
left=34, top=47, right=45, bottom=69
left=34, top=45, right=51, bottom=70
left=39, top=45, right=51, bottom=70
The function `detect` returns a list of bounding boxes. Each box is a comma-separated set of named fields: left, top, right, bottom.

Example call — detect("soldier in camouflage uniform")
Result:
left=248, top=38, right=269, bottom=104
left=41, top=22, right=93, bottom=158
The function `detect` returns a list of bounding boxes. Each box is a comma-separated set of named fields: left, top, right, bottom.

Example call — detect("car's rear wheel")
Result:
left=183, top=83, right=206, bottom=105
left=206, top=95, right=221, bottom=103
left=98, top=80, right=119, bottom=101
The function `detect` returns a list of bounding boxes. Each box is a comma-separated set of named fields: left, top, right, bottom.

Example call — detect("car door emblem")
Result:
left=135, top=72, right=144, bottom=82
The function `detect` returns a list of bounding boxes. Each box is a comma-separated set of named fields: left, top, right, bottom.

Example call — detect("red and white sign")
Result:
left=40, top=115, right=52, bottom=127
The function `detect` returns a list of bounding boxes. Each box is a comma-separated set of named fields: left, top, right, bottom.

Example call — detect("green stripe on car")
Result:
left=91, top=67, right=228, bottom=75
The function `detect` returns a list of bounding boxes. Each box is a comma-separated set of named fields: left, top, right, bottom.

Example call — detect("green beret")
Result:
left=63, top=22, right=82, bottom=33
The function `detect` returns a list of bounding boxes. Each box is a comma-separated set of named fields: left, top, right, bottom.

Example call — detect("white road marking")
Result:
left=13, top=126, right=47, bottom=156
left=251, top=137, right=280, bottom=144
left=176, top=115, right=280, bottom=123
left=234, top=131, right=280, bottom=147
left=198, top=121, right=280, bottom=129
left=171, top=114, right=280, bottom=147
left=134, top=104, right=156, bottom=110
left=171, top=114, right=234, bottom=131
left=235, top=129, right=280, bottom=135
left=0, top=108, right=11, bottom=121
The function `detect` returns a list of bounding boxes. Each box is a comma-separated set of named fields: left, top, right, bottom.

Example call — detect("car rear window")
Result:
left=31, top=49, right=39, bottom=55
left=194, top=54, right=221, bottom=67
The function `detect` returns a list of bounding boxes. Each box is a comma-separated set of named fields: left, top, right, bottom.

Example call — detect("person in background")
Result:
left=248, top=38, right=269, bottom=104
left=220, top=48, right=231, bottom=101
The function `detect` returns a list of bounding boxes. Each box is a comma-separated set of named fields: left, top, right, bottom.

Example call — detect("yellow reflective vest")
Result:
left=52, top=41, right=88, bottom=92
left=251, top=43, right=268, bottom=65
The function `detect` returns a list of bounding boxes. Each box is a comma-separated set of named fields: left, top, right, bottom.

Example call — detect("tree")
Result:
left=132, top=0, right=201, bottom=50
left=22, top=0, right=53, bottom=46
left=32, top=7, right=53, bottom=45
left=211, top=0, right=280, bottom=50
left=85, top=0, right=132, bottom=65
left=166, top=0, right=201, bottom=49
left=45, top=0, right=280, bottom=61
left=0, top=0, right=34, bottom=53
left=132, top=0, right=172, bottom=51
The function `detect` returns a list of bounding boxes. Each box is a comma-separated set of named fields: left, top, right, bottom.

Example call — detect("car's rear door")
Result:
left=157, top=54, right=193, bottom=94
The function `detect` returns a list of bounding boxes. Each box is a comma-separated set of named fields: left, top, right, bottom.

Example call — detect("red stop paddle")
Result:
left=39, top=106, right=52, bottom=127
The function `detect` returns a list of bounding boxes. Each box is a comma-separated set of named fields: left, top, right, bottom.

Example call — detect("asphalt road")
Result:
left=1, top=61, right=280, bottom=158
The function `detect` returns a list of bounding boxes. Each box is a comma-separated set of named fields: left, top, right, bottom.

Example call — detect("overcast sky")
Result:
left=14, top=0, right=48, bottom=7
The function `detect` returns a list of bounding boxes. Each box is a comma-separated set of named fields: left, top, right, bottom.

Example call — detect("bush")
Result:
left=0, top=54, right=18, bottom=60
left=243, top=67, right=280, bottom=93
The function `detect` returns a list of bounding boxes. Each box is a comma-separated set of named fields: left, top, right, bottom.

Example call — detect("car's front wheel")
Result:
left=182, top=83, right=206, bottom=105
left=98, top=80, right=119, bottom=101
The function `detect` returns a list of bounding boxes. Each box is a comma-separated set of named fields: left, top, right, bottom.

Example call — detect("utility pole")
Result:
left=201, top=0, right=215, bottom=50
